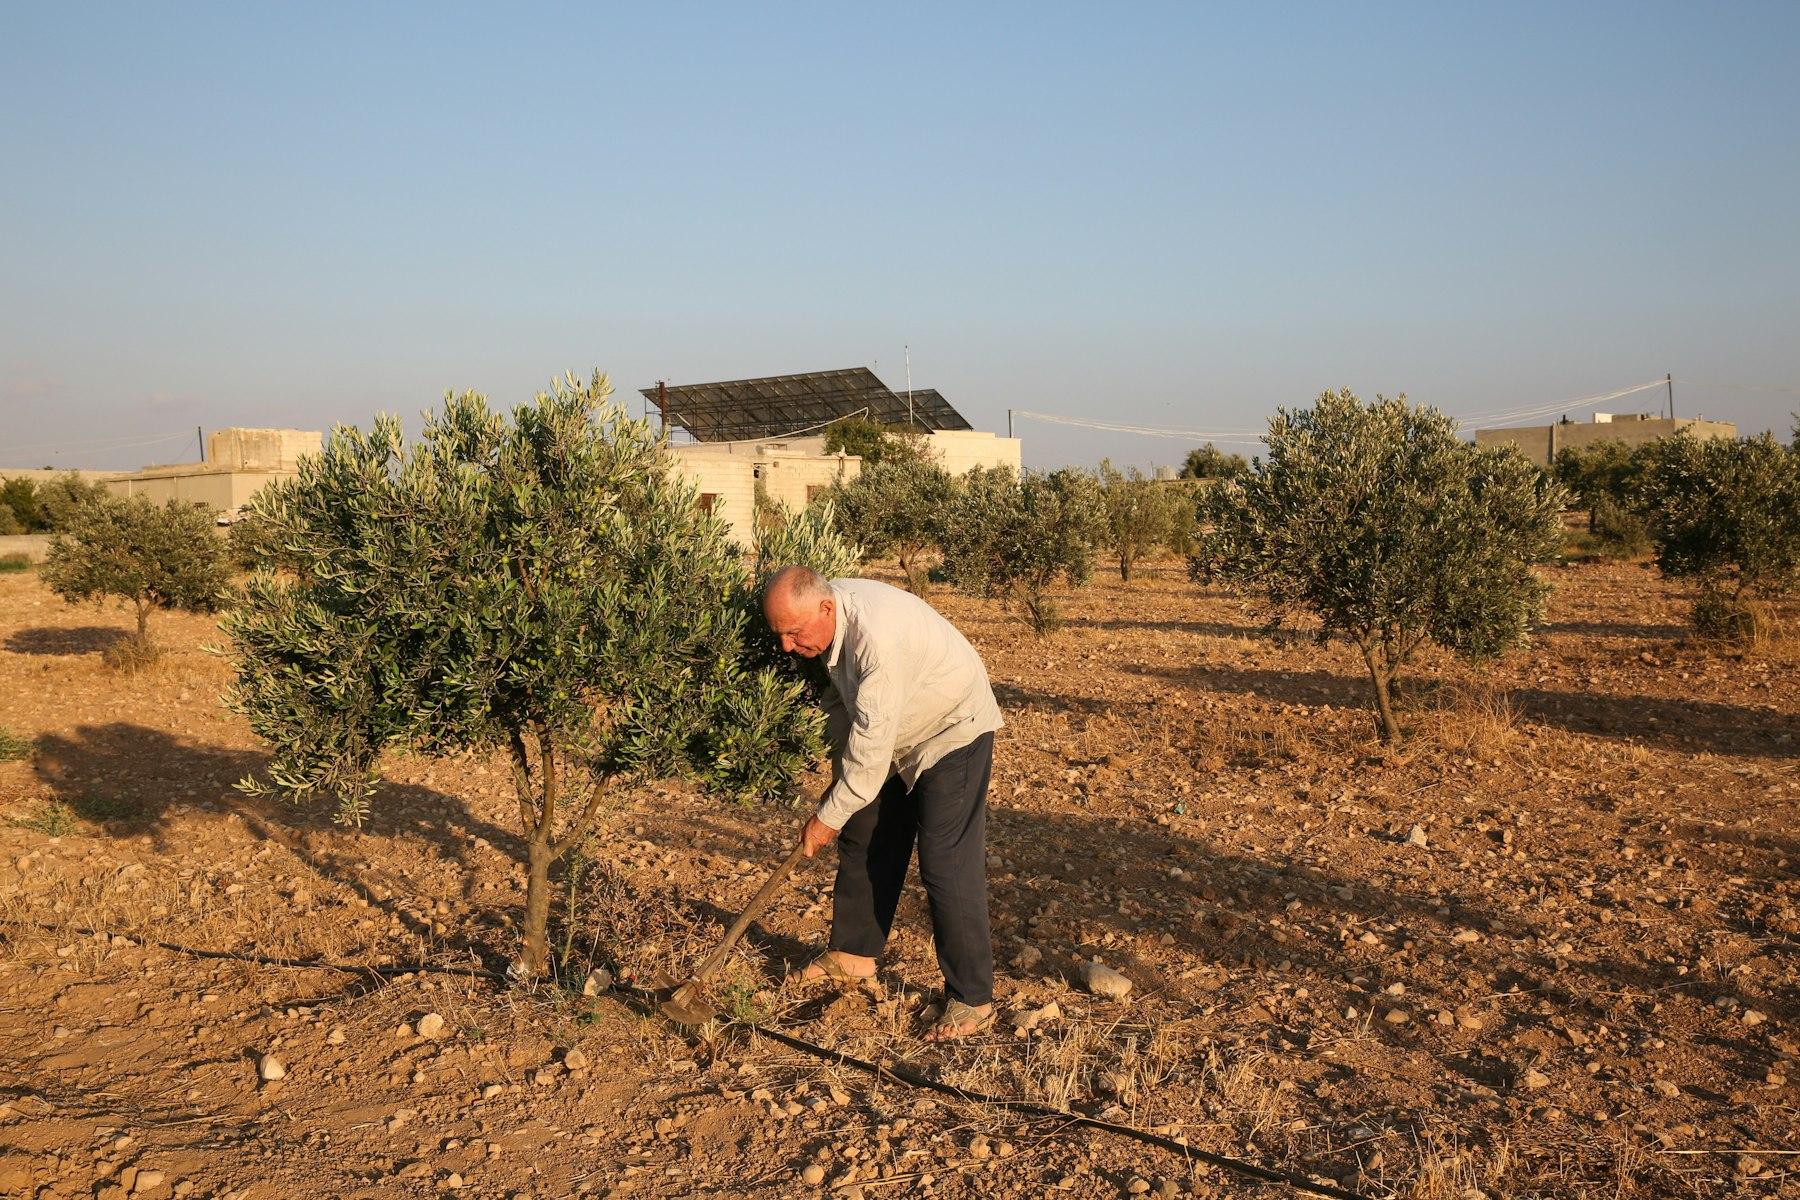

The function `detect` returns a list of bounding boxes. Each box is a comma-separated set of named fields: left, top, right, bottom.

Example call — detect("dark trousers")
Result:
left=829, top=732, right=995, bottom=1007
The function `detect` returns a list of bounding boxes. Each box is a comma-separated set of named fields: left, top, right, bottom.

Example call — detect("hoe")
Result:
left=657, top=840, right=809, bottom=1027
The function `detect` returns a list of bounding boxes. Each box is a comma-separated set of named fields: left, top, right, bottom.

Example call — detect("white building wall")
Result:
left=666, top=449, right=759, bottom=546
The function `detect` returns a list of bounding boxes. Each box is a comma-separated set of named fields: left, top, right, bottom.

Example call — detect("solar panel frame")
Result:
left=640, top=368, right=973, bottom=442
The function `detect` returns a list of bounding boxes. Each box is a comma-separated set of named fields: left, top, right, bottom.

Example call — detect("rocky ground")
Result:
left=1, top=559, right=1796, bottom=1199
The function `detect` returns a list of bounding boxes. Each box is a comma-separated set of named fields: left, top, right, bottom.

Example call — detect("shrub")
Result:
left=34, top=473, right=111, bottom=530
left=1181, top=443, right=1248, bottom=480
left=825, top=458, right=954, bottom=594
left=0, top=552, right=32, bottom=573
left=41, top=492, right=232, bottom=655
left=0, top=477, right=43, bottom=532
left=225, top=371, right=826, bottom=978
left=1637, top=431, right=1800, bottom=637
left=822, top=416, right=932, bottom=467
left=942, top=466, right=1105, bottom=635
left=1197, top=389, right=1565, bottom=743
left=1097, top=460, right=1173, bottom=581
left=1588, top=494, right=1650, bottom=559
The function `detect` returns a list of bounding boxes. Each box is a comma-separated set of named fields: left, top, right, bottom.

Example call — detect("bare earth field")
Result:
left=2, top=560, right=1796, bottom=1199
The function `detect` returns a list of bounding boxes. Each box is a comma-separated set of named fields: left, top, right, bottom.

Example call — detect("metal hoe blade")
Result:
left=654, top=840, right=807, bottom=1029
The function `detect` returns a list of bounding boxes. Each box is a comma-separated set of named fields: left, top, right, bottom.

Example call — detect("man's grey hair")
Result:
left=763, top=564, right=831, bottom=606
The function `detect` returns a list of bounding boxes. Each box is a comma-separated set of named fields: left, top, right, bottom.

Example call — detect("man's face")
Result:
left=766, top=592, right=836, bottom=658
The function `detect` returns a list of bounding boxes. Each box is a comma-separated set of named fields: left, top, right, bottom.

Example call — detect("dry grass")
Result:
left=1405, top=1133, right=1515, bottom=1199
left=1417, top=680, right=1527, bottom=765
left=1743, top=602, right=1800, bottom=666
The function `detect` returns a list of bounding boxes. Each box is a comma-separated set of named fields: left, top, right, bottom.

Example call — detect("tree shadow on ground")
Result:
left=979, top=802, right=1796, bottom=1086
left=1077, top=617, right=1269, bottom=639
left=1539, top=620, right=1686, bottom=641
left=29, top=723, right=526, bottom=972
left=991, top=681, right=1120, bottom=718
left=1125, top=663, right=1800, bottom=758
left=4, top=626, right=129, bottom=655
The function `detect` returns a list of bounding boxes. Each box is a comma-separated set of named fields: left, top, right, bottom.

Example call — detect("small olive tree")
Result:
left=225, top=372, right=825, bottom=978
left=42, top=492, right=233, bottom=658
left=1097, top=459, right=1175, bottom=581
left=825, top=458, right=954, bottom=594
left=1198, top=389, right=1565, bottom=743
left=1552, top=440, right=1651, bottom=556
left=1636, top=431, right=1800, bottom=638
left=942, top=466, right=1105, bottom=635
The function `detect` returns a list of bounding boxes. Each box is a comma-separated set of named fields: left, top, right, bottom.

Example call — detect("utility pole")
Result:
left=1666, top=373, right=1675, bottom=421
left=197, top=426, right=205, bottom=463
left=1007, top=409, right=1014, bottom=439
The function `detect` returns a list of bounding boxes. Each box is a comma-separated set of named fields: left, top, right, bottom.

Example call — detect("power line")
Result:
left=1, top=429, right=194, bottom=456
left=1674, top=377, right=1800, bottom=397
left=1008, top=410, right=1263, bottom=443
left=1445, top=379, right=1670, bottom=425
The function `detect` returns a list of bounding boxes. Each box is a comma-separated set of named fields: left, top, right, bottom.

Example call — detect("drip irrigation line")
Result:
left=731, top=1016, right=1376, bottom=1200
left=4, top=919, right=1372, bottom=1200
left=0, top=919, right=504, bottom=981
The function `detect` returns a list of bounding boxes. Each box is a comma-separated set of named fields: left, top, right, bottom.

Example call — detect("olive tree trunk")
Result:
left=509, top=726, right=608, bottom=979
left=1356, top=638, right=1403, bottom=744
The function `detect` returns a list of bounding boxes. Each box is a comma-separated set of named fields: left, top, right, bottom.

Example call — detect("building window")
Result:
left=697, top=494, right=718, bottom=515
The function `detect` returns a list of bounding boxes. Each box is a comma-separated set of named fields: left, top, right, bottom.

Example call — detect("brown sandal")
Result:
left=922, top=999, right=995, bottom=1042
left=800, top=953, right=875, bottom=987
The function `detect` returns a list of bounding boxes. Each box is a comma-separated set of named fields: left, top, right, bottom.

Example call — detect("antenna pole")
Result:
left=1666, top=373, right=1675, bottom=420
left=197, top=426, right=205, bottom=462
left=905, top=344, right=913, bottom=428
left=1007, top=409, right=1014, bottom=439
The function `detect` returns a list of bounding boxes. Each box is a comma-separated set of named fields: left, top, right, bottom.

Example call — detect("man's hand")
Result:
left=800, top=814, right=840, bottom=858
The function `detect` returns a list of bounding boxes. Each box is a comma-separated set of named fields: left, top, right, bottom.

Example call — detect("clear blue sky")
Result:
left=3, top=3, right=1797, bottom=470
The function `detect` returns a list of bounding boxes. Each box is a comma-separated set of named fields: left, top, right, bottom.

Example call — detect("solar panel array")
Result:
left=639, top=368, right=973, bottom=442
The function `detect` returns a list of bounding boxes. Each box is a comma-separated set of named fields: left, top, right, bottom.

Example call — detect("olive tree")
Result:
left=941, top=466, right=1105, bottom=635
left=225, top=372, right=825, bottom=978
left=42, top=492, right=233, bottom=657
left=1198, top=389, right=1565, bottom=743
left=1636, top=431, right=1800, bottom=638
left=1552, top=440, right=1650, bottom=556
left=825, top=458, right=954, bottom=594
left=1097, top=460, right=1174, bottom=581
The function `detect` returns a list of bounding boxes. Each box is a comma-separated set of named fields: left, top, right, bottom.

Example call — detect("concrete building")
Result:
left=1474, top=412, right=1736, bottom=467
left=668, top=440, right=860, bottom=542
left=644, top=368, right=1021, bottom=544
left=104, top=428, right=322, bottom=518
left=668, top=429, right=1022, bottom=545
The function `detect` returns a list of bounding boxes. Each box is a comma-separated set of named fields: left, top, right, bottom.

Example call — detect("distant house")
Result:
left=645, top=368, right=1021, bottom=543
left=1474, top=412, right=1736, bottom=468
left=104, top=428, right=322, bottom=521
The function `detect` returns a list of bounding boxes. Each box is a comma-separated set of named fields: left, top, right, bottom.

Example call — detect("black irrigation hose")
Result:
left=0, top=919, right=506, bottom=981
left=2, top=920, right=1374, bottom=1200
left=728, top=1018, right=1376, bottom=1200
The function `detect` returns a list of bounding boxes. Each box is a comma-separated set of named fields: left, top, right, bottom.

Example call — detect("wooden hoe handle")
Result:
left=689, top=839, right=809, bottom=984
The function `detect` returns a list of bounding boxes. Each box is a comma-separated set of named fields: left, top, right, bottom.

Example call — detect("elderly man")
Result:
left=763, top=565, right=1003, bottom=1041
